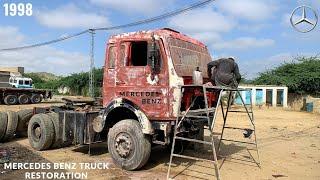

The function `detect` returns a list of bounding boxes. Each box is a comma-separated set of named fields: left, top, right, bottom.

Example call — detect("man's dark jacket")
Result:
left=207, top=58, right=241, bottom=87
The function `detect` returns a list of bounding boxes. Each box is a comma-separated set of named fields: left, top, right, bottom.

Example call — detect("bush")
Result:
left=253, top=56, right=320, bottom=95
left=24, top=68, right=103, bottom=97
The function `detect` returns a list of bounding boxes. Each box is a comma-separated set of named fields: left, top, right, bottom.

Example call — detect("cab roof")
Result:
left=108, top=28, right=206, bottom=48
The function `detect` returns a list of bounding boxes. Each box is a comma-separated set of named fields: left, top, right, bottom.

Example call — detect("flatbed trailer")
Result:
left=0, top=87, right=52, bottom=105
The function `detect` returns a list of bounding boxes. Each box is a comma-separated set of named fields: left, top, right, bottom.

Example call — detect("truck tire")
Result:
left=108, top=119, right=151, bottom=170
left=46, top=112, right=63, bottom=148
left=30, top=94, right=42, bottom=104
left=28, top=114, right=54, bottom=150
left=18, top=94, right=30, bottom=104
left=16, top=109, right=33, bottom=137
left=4, top=95, right=18, bottom=105
left=2, top=111, right=18, bottom=141
left=0, top=112, right=8, bottom=142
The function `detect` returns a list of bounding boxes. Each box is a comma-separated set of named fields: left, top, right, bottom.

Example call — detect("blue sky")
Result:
left=0, top=0, right=319, bottom=79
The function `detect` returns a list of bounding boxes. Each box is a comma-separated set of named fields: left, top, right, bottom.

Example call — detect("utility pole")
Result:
left=89, top=29, right=95, bottom=98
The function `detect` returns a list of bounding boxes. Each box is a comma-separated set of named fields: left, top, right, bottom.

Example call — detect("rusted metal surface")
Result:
left=102, top=28, right=214, bottom=121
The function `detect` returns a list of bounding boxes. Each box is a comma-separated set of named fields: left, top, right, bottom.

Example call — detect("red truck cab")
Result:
left=103, top=28, right=212, bottom=127
left=101, top=29, right=214, bottom=170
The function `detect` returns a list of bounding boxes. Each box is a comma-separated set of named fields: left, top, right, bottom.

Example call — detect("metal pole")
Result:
left=89, top=29, right=95, bottom=98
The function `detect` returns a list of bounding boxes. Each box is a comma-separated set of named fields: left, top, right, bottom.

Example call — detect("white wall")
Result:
left=238, top=86, right=288, bottom=107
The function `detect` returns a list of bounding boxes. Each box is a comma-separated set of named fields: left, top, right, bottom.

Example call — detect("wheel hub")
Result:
left=34, top=127, right=41, bottom=139
left=115, top=133, right=132, bottom=158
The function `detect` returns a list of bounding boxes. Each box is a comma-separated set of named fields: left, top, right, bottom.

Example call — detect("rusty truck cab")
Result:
left=100, top=28, right=214, bottom=170
left=102, top=28, right=212, bottom=128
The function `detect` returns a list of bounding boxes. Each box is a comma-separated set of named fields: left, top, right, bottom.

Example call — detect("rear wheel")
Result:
left=0, top=112, right=8, bottom=142
left=16, top=109, right=33, bottom=137
left=2, top=111, right=18, bottom=141
left=4, top=95, right=18, bottom=105
left=46, top=112, right=63, bottom=148
left=30, top=94, right=42, bottom=104
left=108, top=120, right=151, bottom=170
left=28, top=114, right=54, bottom=150
left=18, top=94, right=30, bottom=104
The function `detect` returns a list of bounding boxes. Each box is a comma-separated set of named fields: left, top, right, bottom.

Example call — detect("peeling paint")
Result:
left=146, top=74, right=159, bottom=85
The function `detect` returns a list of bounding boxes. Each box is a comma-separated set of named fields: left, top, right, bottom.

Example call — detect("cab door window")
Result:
left=125, top=41, right=162, bottom=70
left=108, top=46, right=116, bottom=68
left=127, top=41, right=148, bottom=66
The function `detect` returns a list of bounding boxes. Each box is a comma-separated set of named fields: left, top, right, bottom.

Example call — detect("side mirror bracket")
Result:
left=149, top=34, right=160, bottom=75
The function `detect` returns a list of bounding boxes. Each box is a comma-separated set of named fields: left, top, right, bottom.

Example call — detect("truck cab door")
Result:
left=103, top=44, right=117, bottom=104
left=115, top=40, right=169, bottom=118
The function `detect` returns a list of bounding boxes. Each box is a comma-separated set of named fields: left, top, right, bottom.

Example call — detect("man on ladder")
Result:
left=207, top=57, right=241, bottom=88
left=207, top=58, right=253, bottom=138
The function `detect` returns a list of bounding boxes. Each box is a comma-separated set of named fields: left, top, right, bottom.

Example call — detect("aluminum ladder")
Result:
left=217, top=88, right=261, bottom=167
left=167, top=85, right=222, bottom=180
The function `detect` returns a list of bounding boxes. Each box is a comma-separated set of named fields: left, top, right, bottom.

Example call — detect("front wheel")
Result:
left=107, top=119, right=151, bottom=170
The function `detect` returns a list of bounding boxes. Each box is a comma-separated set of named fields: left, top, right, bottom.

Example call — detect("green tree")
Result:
left=254, top=56, right=320, bottom=94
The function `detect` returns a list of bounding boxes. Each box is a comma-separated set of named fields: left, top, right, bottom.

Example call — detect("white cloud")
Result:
left=213, top=37, right=274, bottom=50
left=191, top=32, right=222, bottom=45
left=216, top=0, right=278, bottom=21
left=36, top=4, right=110, bottom=29
left=168, top=8, right=236, bottom=34
left=167, top=5, right=275, bottom=52
left=0, top=26, right=25, bottom=47
left=90, top=0, right=175, bottom=14
left=0, top=26, right=89, bottom=74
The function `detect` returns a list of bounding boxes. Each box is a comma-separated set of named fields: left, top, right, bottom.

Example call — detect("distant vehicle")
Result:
left=0, top=74, right=52, bottom=105
left=9, top=76, right=33, bottom=88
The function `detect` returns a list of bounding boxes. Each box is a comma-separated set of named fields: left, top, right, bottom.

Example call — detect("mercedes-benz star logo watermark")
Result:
left=290, top=5, right=318, bottom=33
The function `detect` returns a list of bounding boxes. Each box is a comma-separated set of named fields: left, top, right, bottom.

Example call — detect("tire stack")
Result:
left=0, top=109, right=35, bottom=142
left=0, top=111, right=19, bottom=142
left=0, top=109, right=64, bottom=151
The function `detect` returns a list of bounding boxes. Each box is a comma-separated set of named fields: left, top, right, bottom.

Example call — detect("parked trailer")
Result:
left=17, top=28, right=221, bottom=171
left=0, top=87, right=52, bottom=105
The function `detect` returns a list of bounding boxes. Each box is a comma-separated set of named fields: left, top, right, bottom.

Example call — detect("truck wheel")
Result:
left=46, top=112, right=63, bottom=148
left=2, top=111, right=18, bottom=141
left=108, top=119, right=151, bottom=170
left=16, top=109, right=33, bottom=137
left=28, top=114, right=54, bottom=150
left=0, top=112, right=8, bottom=142
left=18, top=94, right=30, bottom=104
left=30, top=94, right=42, bottom=104
left=4, top=95, right=18, bottom=105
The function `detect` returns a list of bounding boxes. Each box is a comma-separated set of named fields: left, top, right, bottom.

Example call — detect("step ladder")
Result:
left=217, top=88, right=261, bottom=167
left=167, top=85, right=223, bottom=180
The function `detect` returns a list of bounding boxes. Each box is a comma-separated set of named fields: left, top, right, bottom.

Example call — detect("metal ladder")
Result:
left=217, top=88, right=261, bottom=167
left=167, top=85, right=222, bottom=180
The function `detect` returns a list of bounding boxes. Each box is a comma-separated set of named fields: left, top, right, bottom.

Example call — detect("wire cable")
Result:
left=0, top=30, right=89, bottom=51
left=0, top=0, right=214, bottom=51
left=93, top=0, right=214, bottom=31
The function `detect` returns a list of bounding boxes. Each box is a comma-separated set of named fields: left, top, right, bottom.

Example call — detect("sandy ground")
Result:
left=0, top=102, right=319, bottom=180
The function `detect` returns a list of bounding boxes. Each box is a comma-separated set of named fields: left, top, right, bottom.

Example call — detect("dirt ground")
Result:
left=0, top=102, right=319, bottom=180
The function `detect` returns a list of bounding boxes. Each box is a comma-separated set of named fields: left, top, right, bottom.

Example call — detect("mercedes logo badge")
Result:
left=290, top=5, right=318, bottom=33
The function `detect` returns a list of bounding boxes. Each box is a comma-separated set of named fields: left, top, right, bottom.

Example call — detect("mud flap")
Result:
left=58, top=111, right=99, bottom=145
